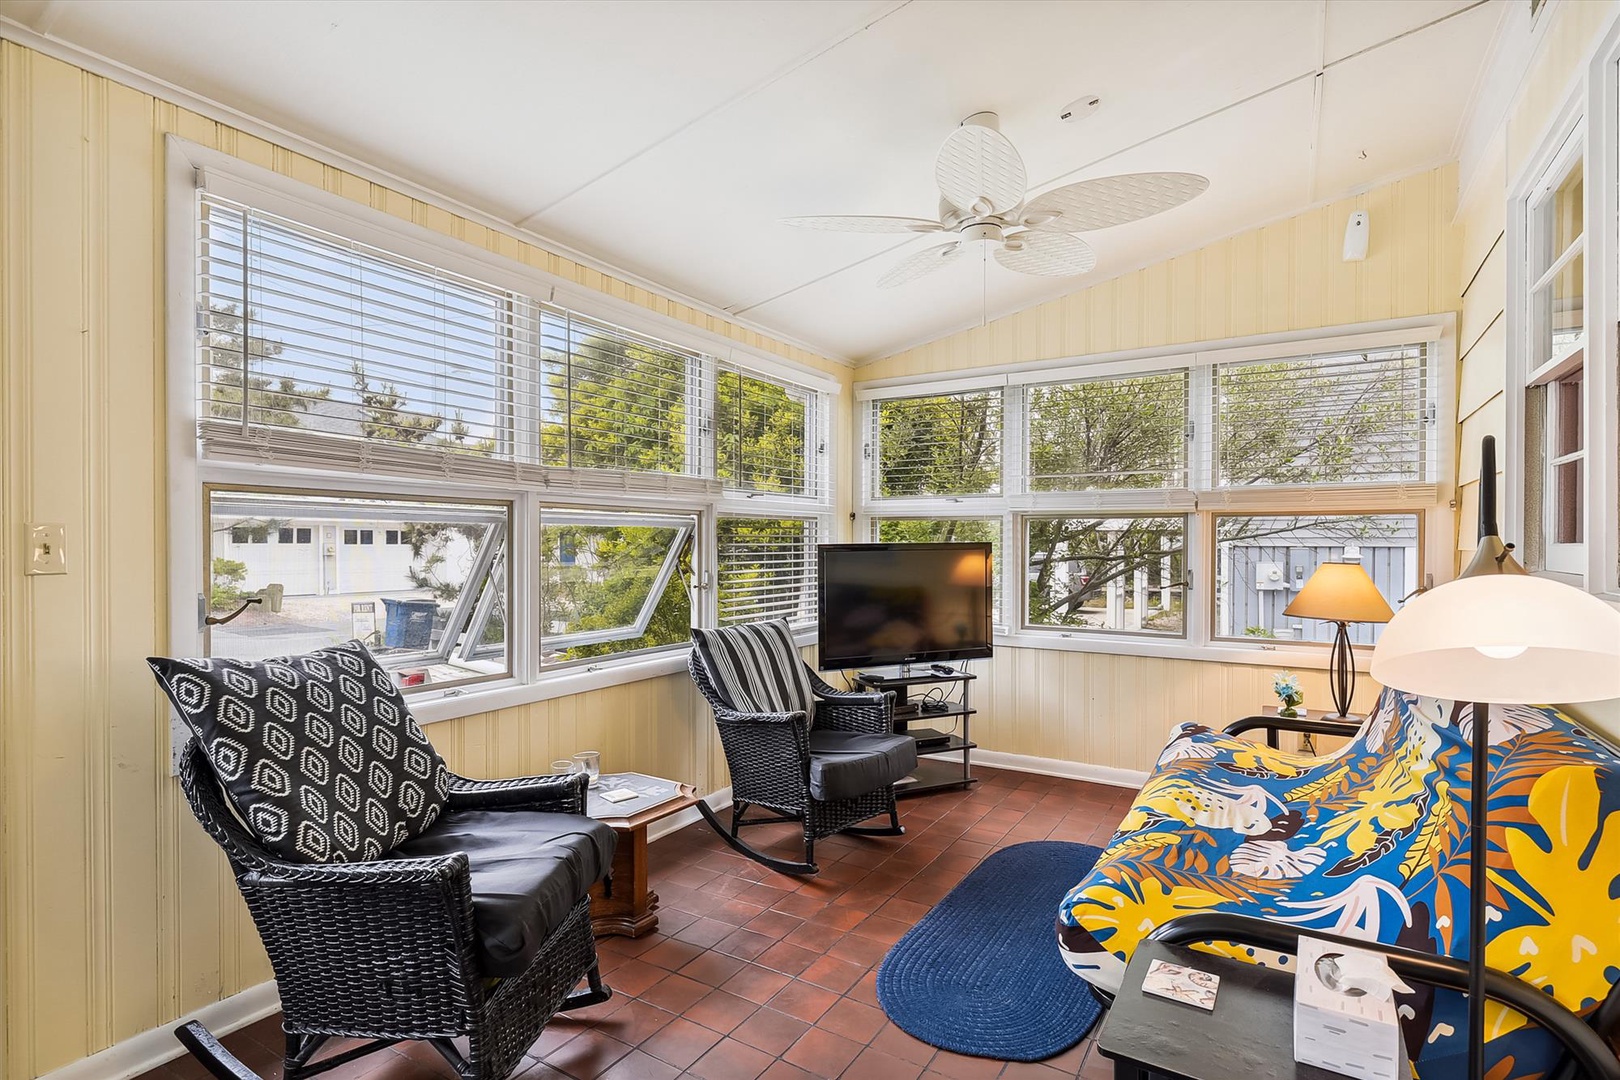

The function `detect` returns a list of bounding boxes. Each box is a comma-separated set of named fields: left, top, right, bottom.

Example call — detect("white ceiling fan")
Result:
left=784, top=111, right=1209, bottom=288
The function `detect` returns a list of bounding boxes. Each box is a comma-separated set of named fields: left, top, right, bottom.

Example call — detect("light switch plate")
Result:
left=26, top=522, right=67, bottom=575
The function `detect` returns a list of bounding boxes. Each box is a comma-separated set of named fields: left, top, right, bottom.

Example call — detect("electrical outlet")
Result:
left=26, top=522, right=67, bottom=575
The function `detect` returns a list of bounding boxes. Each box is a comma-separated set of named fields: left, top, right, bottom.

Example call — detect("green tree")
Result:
left=351, top=363, right=444, bottom=443
left=203, top=302, right=330, bottom=426
left=541, top=332, right=687, bottom=473
left=210, top=556, right=249, bottom=611
left=1216, top=357, right=1418, bottom=485
left=877, top=391, right=1000, bottom=497
left=541, top=524, right=693, bottom=660
left=716, top=371, right=808, bottom=494
left=1026, top=516, right=1185, bottom=628
left=1027, top=372, right=1187, bottom=490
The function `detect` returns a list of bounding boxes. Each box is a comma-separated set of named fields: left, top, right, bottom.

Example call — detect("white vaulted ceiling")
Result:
left=0, top=0, right=1503, bottom=361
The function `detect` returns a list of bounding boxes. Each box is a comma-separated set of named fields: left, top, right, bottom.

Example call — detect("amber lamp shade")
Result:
left=1282, top=562, right=1393, bottom=718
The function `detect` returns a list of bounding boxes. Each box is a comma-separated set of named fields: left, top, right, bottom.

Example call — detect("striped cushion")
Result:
left=692, top=620, right=816, bottom=724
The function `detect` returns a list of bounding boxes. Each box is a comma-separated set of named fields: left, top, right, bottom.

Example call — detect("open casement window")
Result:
left=716, top=516, right=821, bottom=628
left=871, top=388, right=1002, bottom=498
left=715, top=363, right=822, bottom=499
left=538, top=510, right=695, bottom=664
left=1529, top=153, right=1585, bottom=373
left=205, top=488, right=510, bottom=690
left=1210, top=345, right=1433, bottom=487
left=871, top=516, right=1005, bottom=624
left=1212, top=513, right=1419, bottom=644
left=1025, top=370, right=1190, bottom=491
left=1024, top=515, right=1188, bottom=636
left=1521, top=137, right=1588, bottom=576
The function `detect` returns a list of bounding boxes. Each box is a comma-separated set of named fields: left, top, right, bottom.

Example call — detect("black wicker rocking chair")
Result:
left=177, top=738, right=613, bottom=1080
left=688, top=625, right=917, bottom=876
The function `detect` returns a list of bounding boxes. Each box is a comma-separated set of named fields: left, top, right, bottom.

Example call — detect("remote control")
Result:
left=930, top=663, right=955, bottom=675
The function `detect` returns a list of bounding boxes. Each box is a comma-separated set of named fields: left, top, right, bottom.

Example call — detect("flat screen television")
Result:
left=817, top=543, right=994, bottom=670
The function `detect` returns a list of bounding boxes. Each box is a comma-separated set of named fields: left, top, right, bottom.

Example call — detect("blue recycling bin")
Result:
left=381, top=598, right=437, bottom=649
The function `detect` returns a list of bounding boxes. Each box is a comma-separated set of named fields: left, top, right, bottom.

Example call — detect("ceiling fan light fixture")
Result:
left=787, top=112, right=1209, bottom=287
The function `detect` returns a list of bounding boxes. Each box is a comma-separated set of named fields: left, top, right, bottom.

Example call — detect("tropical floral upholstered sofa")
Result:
left=1058, top=687, right=1620, bottom=1080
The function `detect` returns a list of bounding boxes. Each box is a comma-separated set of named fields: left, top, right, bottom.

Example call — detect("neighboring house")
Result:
left=215, top=520, right=477, bottom=598
left=1218, top=522, right=1419, bottom=643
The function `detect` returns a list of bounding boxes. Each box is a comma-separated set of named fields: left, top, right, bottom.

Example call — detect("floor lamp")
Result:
left=1370, top=439, right=1620, bottom=1080
left=1283, top=561, right=1394, bottom=718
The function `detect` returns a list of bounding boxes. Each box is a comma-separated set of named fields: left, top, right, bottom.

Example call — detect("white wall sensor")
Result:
left=1343, top=210, right=1370, bottom=262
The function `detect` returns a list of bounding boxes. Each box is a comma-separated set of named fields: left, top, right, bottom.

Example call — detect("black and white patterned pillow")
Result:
left=148, top=640, right=451, bottom=864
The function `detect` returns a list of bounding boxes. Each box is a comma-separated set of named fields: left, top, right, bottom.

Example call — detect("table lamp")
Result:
left=1371, top=436, right=1620, bottom=1080
left=1283, top=561, right=1394, bottom=717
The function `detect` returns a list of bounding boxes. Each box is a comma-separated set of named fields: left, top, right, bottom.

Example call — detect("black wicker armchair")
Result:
left=178, top=739, right=612, bottom=1080
left=689, top=621, right=918, bottom=876
left=149, top=641, right=616, bottom=1080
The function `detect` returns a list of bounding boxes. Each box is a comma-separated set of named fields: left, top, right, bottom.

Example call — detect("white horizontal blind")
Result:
left=871, top=389, right=1002, bottom=497
left=1211, top=344, right=1432, bottom=487
left=1025, top=370, right=1189, bottom=490
left=716, top=516, right=821, bottom=627
left=715, top=362, right=819, bottom=498
left=197, top=194, right=820, bottom=500
left=538, top=306, right=703, bottom=476
left=199, top=194, right=530, bottom=460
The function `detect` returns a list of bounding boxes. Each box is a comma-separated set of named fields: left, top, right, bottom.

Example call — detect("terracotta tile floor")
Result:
left=148, top=766, right=1137, bottom=1080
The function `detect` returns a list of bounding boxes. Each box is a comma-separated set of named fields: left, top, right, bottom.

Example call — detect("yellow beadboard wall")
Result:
left=968, top=647, right=1378, bottom=766
left=861, top=164, right=1460, bottom=382
left=0, top=42, right=843, bottom=1079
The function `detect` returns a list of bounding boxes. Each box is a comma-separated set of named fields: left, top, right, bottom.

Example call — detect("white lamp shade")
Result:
left=1371, top=574, right=1620, bottom=704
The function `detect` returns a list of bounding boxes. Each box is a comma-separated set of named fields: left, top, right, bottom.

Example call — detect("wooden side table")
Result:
left=1097, top=940, right=1341, bottom=1080
left=585, top=773, right=700, bottom=939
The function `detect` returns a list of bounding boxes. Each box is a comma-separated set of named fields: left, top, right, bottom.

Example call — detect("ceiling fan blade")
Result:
left=781, top=214, right=945, bottom=234
left=995, top=231, right=1097, bottom=277
left=877, top=241, right=965, bottom=288
left=935, top=122, right=1027, bottom=217
left=1019, top=172, right=1209, bottom=232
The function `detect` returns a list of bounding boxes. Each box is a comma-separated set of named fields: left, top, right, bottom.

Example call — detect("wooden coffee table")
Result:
left=585, top=773, right=700, bottom=939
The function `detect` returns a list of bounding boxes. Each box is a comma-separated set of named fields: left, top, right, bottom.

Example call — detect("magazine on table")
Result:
left=1141, top=957, right=1220, bottom=1010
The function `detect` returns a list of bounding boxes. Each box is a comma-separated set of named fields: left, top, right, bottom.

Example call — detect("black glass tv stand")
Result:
left=854, top=670, right=977, bottom=796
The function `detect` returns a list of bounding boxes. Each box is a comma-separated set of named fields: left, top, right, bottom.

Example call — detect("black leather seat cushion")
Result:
left=806, top=730, right=918, bottom=801
left=394, top=809, right=616, bottom=977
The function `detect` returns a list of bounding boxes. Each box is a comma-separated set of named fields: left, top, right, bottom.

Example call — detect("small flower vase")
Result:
left=1278, top=700, right=1303, bottom=719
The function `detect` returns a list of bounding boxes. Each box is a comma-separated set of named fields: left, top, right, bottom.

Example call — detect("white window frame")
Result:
left=855, top=316, right=1456, bottom=668
left=1507, top=31, right=1620, bottom=602
left=164, top=137, right=837, bottom=731
left=1589, top=20, right=1620, bottom=601
left=1511, top=119, right=1589, bottom=579
left=537, top=509, right=697, bottom=653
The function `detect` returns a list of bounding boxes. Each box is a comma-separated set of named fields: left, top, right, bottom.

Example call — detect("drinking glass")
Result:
left=550, top=760, right=577, bottom=777
left=572, top=751, right=601, bottom=789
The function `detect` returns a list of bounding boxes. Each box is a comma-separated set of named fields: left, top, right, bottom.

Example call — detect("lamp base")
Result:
left=1329, top=620, right=1355, bottom=719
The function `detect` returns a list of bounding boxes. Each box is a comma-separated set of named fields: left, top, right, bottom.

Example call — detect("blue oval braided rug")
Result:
left=876, top=840, right=1105, bottom=1062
